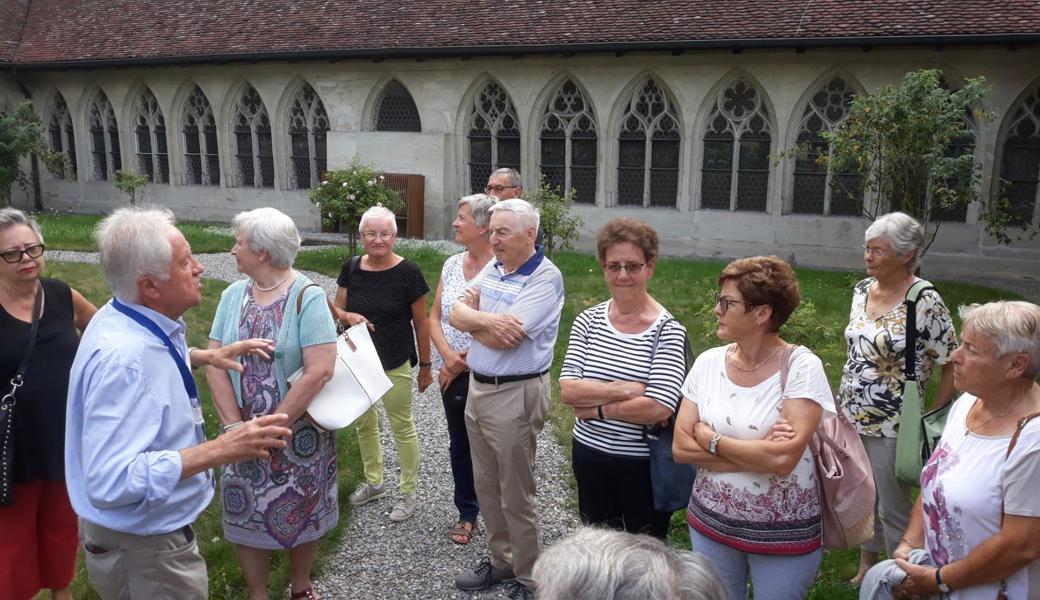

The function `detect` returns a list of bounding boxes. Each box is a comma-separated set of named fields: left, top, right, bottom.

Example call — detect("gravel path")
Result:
left=48, top=248, right=582, bottom=600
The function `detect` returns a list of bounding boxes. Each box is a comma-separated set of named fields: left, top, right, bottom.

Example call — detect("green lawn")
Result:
left=296, top=245, right=1017, bottom=600
left=42, top=262, right=363, bottom=600
left=37, top=212, right=234, bottom=253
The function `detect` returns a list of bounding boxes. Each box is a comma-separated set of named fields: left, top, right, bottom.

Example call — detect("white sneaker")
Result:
left=350, top=482, right=386, bottom=506
left=389, top=494, right=418, bottom=521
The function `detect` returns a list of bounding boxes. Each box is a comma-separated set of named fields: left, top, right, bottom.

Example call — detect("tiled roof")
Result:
left=0, top=0, right=30, bottom=63
left=5, top=0, right=1040, bottom=66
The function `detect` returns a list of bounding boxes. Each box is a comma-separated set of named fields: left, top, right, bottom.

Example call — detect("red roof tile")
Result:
left=5, top=0, right=1040, bottom=66
left=0, top=0, right=30, bottom=63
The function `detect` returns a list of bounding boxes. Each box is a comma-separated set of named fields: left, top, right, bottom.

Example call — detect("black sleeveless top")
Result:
left=0, top=278, right=80, bottom=482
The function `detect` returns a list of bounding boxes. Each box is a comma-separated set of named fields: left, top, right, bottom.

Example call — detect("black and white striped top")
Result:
left=559, top=300, right=689, bottom=458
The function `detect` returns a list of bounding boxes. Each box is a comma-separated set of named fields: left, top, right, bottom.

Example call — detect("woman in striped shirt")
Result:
left=559, top=218, right=688, bottom=539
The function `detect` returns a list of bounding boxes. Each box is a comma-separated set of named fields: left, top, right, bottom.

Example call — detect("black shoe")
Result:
left=455, top=557, right=515, bottom=591
left=504, top=580, right=533, bottom=599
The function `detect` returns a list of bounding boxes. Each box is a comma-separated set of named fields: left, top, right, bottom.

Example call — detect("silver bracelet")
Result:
left=221, top=421, right=244, bottom=434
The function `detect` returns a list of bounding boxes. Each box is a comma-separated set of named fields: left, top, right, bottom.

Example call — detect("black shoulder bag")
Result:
left=1, top=284, right=44, bottom=506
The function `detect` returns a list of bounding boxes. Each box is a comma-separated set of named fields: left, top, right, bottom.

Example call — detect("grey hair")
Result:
left=490, top=198, right=540, bottom=231
left=533, top=527, right=727, bottom=600
left=232, top=207, right=301, bottom=269
left=490, top=167, right=522, bottom=188
left=864, top=211, right=925, bottom=271
left=94, top=206, right=177, bottom=302
left=959, top=301, right=1040, bottom=378
left=0, top=207, right=45, bottom=245
left=358, top=205, right=398, bottom=234
left=458, top=193, right=496, bottom=227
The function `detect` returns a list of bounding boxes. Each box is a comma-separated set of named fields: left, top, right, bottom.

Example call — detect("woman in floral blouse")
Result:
left=839, top=212, right=958, bottom=585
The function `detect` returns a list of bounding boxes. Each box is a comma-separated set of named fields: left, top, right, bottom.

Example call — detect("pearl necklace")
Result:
left=727, top=344, right=784, bottom=372
left=253, top=270, right=293, bottom=292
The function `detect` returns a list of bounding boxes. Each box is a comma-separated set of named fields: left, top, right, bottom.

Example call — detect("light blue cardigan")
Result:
left=208, top=275, right=337, bottom=406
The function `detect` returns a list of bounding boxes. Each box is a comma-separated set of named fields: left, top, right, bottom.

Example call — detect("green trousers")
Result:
left=354, top=361, right=419, bottom=495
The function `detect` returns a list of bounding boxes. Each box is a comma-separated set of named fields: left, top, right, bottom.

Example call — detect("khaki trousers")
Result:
left=465, top=373, right=550, bottom=589
left=80, top=519, right=208, bottom=600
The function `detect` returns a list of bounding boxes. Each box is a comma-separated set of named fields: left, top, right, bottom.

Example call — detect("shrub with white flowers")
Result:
left=309, top=156, right=403, bottom=253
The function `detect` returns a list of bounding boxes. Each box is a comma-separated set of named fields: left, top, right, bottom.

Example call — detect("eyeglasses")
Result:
left=714, top=292, right=755, bottom=315
left=1, top=244, right=45, bottom=264
left=361, top=231, right=394, bottom=241
left=602, top=262, right=646, bottom=275
left=485, top=184, right=519, bottom=194
left=861, top=244, right=888, bottom=257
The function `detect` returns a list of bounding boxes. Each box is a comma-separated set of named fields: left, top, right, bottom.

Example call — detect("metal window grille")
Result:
left=133, top=88, right=167, bottom=183
left=182, top=86, right=219, bottom=186
left=231, top=86, right=274, bottom=188
left=539, top=80, right=597, bottom=204
left=792, top=78, right=860, bottom=216
left=1000, top=88, right=1040, bottom=227
left=701, top=80, right=771, bottom=212
left=466, top=82, right=520, bottom=193
left=616, top=79, right=679, bottom=208
left=287, top=84, right=330, bottom=189
left=88, top=92, right=120, bottom=182
left=375, top=80, right=421, bottom=132
left=48, top=94, right=76, bottom=180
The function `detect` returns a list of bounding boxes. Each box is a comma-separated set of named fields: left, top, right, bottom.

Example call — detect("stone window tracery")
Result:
left=88, top=91, right=121, bottom=181
left=133, top=88, right=168, bottom=184
left=701, top=79, right=771, bottom=211
left=182, top=85, right=220, bottom=186
left=617, top=79, right=680, bottom=207
left=48, top=93, right=76, bottom=180
left=792, top=77, right=861, bottom=216
left=232, top=86, right=274, bottom=188
left=374, top=80, right=421, bottom=132
left=1000, top=83, right=1040, bottom=228
left=288, top=84, right=329, bottom=189
left=467, top=82, right=520, bottom=193
left=540, top=80, right=597, bottom=204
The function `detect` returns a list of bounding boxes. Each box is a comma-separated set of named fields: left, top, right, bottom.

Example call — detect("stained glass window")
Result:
left=288, top=83, right=330, bottom=189
left=88, top=91, right=121, bottom=181
left=792, top=78, right=861, bottom=216
left=182, top=85, right=219, bottom=186
left=1000, top=83, right=1040, bottom=227
left=701, top=80, right=772, bottom=211
left=539, top=80, right=597, bottom=204
left=616, top=79, right=679, bottom=207
left=232, top=86, right=274, bottom=188
left=467, top=82, right=520, bottom=193
left=374, top=80, right=421, bottom=132
left=48, top=93, right=76, bottom=180
left=133, top=88, right=168, bottom=184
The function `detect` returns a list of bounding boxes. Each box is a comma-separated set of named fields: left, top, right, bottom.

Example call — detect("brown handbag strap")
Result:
left=296, top=283, right=337, bottom=317
left=1007, top=411, right=1040, bottom=459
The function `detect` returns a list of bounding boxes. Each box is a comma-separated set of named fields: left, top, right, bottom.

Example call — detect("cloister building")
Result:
left=2, top=0, right=1039, bottom=276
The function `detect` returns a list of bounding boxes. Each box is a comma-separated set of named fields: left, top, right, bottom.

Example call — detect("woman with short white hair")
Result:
left=840, top=211, right=959, bottom=584
left=861, top=300, right=1040, bottom=600
left=335, top=204, right=433, bottom=523
left=428, top=193, right=495, bottom=544
left=207, top=206, right=338, bottom=600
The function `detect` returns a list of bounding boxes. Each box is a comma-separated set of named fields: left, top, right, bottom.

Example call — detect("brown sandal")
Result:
left=290, top=588, right=319, bottom=600
left=450, top=520, right=476, bottom=545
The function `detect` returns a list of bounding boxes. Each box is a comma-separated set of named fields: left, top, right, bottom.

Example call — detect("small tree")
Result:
left=527, top=176, right=583, bottom=257
left=309, top=156, right=403, bottom=255
left=820, top=69, right=1026, bottom=255
left=0, top=100, right=66, bottom=207
left=114, top=169, right=150, bottom=205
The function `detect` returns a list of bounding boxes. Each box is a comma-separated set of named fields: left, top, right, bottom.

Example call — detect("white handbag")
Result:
left=288, top=322, right=393, bottom=431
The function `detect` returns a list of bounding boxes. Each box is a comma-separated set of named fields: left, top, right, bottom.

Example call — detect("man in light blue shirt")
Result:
left=65, top=207, right=291, bottom=600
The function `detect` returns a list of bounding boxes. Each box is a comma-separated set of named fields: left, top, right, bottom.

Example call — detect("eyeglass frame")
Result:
left=1, top=244, right=45, bottom=264
left=360, top=231, right=395, bottom=241
left=861, top=244, right=889, bottom=257
left=485, top=184, right=519, bottom=194
left=714, top=291, right=756, bottom=315
left=602, top=262, right=647, bottom=275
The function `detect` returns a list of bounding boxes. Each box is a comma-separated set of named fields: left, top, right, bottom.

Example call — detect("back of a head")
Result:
left=95, top=206, right=177, bottom=302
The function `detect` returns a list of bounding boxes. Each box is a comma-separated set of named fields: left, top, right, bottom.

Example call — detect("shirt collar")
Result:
left=494, top=245, right=544, bottom=277
left=114, top=298, right=187, bottom=339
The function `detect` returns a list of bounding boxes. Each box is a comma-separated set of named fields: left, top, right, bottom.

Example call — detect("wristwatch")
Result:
left=935, top=567, right=951, bottom=593
left=708, top=432, right=723, bottom=455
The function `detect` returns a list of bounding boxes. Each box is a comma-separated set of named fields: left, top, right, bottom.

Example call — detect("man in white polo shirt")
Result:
left=449, top=198, right=564, bottom=600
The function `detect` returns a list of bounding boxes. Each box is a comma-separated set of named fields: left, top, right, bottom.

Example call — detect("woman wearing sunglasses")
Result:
left=0, top=208, right=96, bottom=600
left=559, top=218, right=688, bottom=539
left=673, top=256, right=833, bottom=600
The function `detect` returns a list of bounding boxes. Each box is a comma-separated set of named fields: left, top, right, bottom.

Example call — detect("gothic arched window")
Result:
left=232, top=86, right=274, bottom=188
left=88, top=91, right=121, bottom=181
left=701, top=80, right=772, bottom=211
left=48, top=93, right=76, bottom=180
left=133, top=88, right=168, bottom=184
left=467, top=82, right=520, bottom=193
left=539, top=80, right=597, bottom=204
left=182, top=85, right=219, bottom=186
left=616, top=79, right=679, bottom=207
left=288, top=84, right=330, bottom=189
left=792, top=78, right=861, bottom=216
left=1000, top=83, right=1040, bottom=227
left=374, top=80, right=421, bottom=132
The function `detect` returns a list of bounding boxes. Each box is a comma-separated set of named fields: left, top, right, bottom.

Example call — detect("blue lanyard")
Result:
left=112, top=298, right=198, bottom=400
